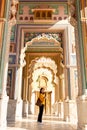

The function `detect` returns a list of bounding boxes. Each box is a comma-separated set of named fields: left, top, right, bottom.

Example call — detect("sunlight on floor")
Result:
left=5, top=115, right=77, bottom=130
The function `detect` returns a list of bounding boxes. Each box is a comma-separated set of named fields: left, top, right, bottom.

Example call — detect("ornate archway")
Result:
left=20, top=33, right=64, bottom=115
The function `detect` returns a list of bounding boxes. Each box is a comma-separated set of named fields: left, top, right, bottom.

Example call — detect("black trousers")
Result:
left=37, top=104, right=44, bottom=122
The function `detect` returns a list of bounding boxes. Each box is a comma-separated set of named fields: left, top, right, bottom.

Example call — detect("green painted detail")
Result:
left=0, top=0, right=10, bottom=93
left=51, top=5, right=59, bottom=15
left=10, top=25, right=16, bottom=42
left=19, top=5, right=23, bottom=14
left=0, top=24, right=8, bottom=92
left=64, top=5, right=68, bottom=15
left=76, top=0, right=87, bottom=92
left=28, top=4, right=36, bottom=14
left=67, top=68, right=71, bottom=99
left=18, top=2, right=68, bottom=15
left=24, top=32, right=62, bottom=46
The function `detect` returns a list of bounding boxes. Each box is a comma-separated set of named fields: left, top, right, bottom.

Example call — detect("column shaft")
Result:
left=76, top=0, right=86, bottom=92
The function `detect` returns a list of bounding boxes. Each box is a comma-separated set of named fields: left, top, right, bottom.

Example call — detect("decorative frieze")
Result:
left=18, top=2, right=68, bottom=22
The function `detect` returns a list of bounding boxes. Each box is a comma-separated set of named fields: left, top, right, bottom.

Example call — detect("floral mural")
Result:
left=24, top=32, right=63, bottom=46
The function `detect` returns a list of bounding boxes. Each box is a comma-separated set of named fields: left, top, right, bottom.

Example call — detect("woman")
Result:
left=37, top=87, right=45, bottom=123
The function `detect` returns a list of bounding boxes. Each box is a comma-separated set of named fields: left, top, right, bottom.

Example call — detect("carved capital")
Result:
left=8, top=0, right=19, bottom=26
left=59, top=74, right=64, bottom=79
left=70, top=17, right=77, bottom=27
left=11, top=0, right=19, bottom=18
left=68, top=0, right=77, bottom=26
left=20, top=53, right=26, bottom=67
left=20, top=47, right=27, bottom=67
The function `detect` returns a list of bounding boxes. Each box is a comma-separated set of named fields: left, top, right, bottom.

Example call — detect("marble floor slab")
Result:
left=1, top=115, right=77, bottom=130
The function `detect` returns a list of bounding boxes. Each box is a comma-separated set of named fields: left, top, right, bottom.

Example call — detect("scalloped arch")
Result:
left=28, top=56, right=58, bottom=91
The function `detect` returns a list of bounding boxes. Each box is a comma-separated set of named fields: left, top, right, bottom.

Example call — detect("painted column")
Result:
left=76, top=1, right=87, bottom=130
left=0, top=19, right=6, bottom=92
left=0, top=0, right=9, bottom=95
left=0, top=0, right=18, bottom=127
left=0, top=0, right=10, bottom=127
left=15, top=47, right=26, bottom=118
left=69, top=0, right=83, bottom=96
left=80, top=0, right=87, bottom=90
left=76, top=0, right=86, bottom=93
left=64, top=23, right=72, bottom=100
left=69, top=0, right=87, bottom=129
left=0, top=0, right=19, bottom=96
left=0, top=0, right=5, bottom=55
left=64, top=66, right=71, bottom=100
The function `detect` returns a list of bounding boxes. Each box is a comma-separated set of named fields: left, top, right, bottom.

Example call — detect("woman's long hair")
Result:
left=40, top=87, right=45, bottom=93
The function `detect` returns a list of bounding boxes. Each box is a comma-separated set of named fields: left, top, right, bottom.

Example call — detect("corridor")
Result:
left=6, top=115, right=77, bottom=130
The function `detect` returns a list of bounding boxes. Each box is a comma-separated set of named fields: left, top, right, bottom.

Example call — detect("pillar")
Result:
left=59, top=74, right=65, bottom=101
left=76, top=1, right=87, bottom=129
left=0, top=0, right=5, bottom=54
left=15, top=66, right=23, bottom=119
left=64, top=67, right=68, bottom=99
left=0, top=0, right=18, bottom=127
left=70, top=0, right=87, bottom=129
left=64, top=99, right=77, bottom=123
left=0, top=0, right=10, bottom=127
left=15, top=47, right=26, bottom=119
left=67, top=68, right=71, bottom=99
left=58, top=101, right=64, bottom=119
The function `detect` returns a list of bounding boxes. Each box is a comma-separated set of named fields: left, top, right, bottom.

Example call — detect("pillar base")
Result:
left=53, top=101, right=58, bottom=115
left=0, top=94, right=9, bottom=127
left=64, top=99, right=77, bottom=123
left=28, top=102, right=32, bottom=114
left=77, top=94, right=87, bottom=130
left=22, top=101, right=28, bottom=117
left=16, top=99, right=23, bottom=120
left=58, top=101, right=64, bottom=120
left=7, top=99, right=17, bottom=122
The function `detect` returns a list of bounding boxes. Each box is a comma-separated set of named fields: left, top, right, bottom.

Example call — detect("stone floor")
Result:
left=2, top=115, right=77, bottom=130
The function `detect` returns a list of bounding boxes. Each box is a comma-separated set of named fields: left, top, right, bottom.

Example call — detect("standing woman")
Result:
left=37, top=87, right=45, bottom=123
